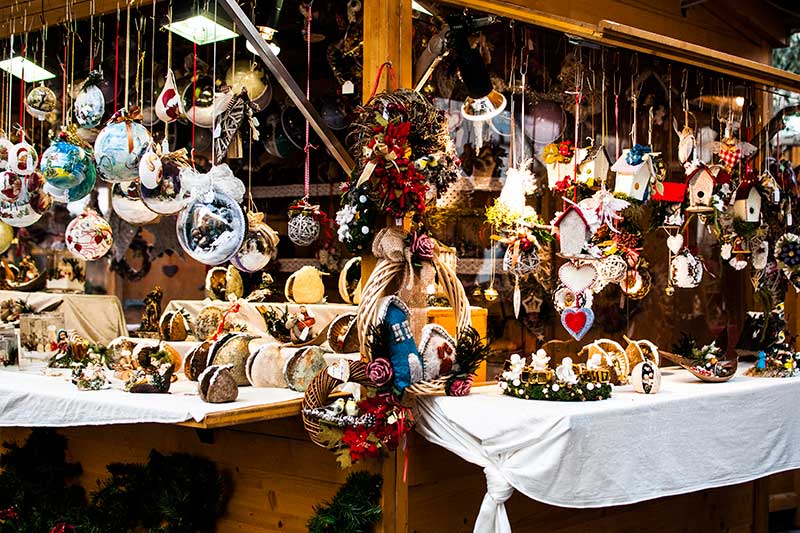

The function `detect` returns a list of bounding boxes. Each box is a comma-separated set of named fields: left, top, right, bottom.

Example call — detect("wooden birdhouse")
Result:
left=686, top=164, right=715, bottom=211
left=611, top=149, right=654, bottom=201
left=553, top=205, right=592, bottom=257
left=577, top=145, right=612, bottom=186
left=546, top=160, right=574, bottom=189
left=733, top=183, right=762, bottom=222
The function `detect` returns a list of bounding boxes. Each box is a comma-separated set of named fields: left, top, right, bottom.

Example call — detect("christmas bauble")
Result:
left=0, top=135, right=13, bottom=170
left=0, top=172, right=51, bottom=227
left=25, top=85, right=57, bottom=121
left=93, top=117, right=151, bottom=182
left=140, top=156, right=189, bottom=215
left=231, top=211, right=279, bottom=273
left=44, top=163, right=96, bottom=203
left=74, top=74, right=106, bottom=129
left=138, top=147, right=162, bottom=190
left=176, top=190, right=245, bottom=265
left=8, top=140, right=38, bottom=176
left=287, top=212, right=320, bottom=247
left=65, top=209, right=113, bottom=261
left=0, top=171, right=22, bottom=202
left=670, top=251, right=704, bottom=289
left=0, top=221, right=13, bottom=254
left=224, top=60, right=272, bottom=110
left=630, top=361, right=661, bottom=394
left=111, top=181, right=160, bottom=225
left=40, top=140, right=94, bottom=189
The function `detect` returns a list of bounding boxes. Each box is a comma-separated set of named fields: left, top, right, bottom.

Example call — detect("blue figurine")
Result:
left=379, top=296, right=424, bottom=395
left=756, top=351, right=767, bottom=370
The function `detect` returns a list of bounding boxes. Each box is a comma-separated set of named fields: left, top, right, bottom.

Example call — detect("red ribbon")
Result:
left=212, top=302, right=241, bottom=341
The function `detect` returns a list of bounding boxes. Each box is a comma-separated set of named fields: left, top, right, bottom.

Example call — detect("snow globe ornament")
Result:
left=140, top=149, right=191, bottom=215
left=0, top=172, right=52, bottom=227
left=25, top=85, right=57, bottom=121
left=66, top=209, right=113, bottom=261
left=111, top=181, right=160, bottom=225
left=8, top=134, right=38, bottom=176
left=74, top=71, right=106, bottom=129
left=40, top=128, right=96, bottom=189
left=177, top=190, right=245, bottom=265
left=93, top=107, right=152, bottom=182
left=231, top=211, right=280, bottom=273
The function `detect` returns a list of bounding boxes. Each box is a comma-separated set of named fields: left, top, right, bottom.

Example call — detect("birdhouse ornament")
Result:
left=733, top=180, right=762, bottom=223
left=612, top=145, right=655, bottom=201
left=552, top=204, right=592, bottom=257
left=685, top=162, right=716, bottom=212
left=576, top=144, right=612, bottom=187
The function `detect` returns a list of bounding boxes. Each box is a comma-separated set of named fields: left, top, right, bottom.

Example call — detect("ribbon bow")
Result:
left=625, top=144, right=652, bottom=166
left=106, top=106, right=144, bottom=154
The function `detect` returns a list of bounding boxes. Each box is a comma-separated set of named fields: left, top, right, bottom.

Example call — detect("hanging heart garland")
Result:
left=561, top=306, right=595, bottom=341
left=558, top=261, right=598, bottom=295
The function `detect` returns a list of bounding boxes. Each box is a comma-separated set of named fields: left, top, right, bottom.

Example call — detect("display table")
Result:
left=0, top=290, right=126, bottom=344
left=415, top=364, right=800, bottom=532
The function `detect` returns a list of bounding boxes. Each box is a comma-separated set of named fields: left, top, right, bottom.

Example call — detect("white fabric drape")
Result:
left=415, top=364, right=800, bottom=532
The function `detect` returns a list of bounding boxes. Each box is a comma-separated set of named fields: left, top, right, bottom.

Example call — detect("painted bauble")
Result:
left=138, top=147, right=162, bottom=190
left=25, top=85, right=57, bottom=121
left=231, top=211, right=279, bottom=273
left=0, top=172, right=51, bottom=227
left=8, top=140, right=38, bottom=176
left=93, top=118, right=152, bottom=182
left=140, top=157, right=189, bottom=215
left=111, top=181, right=160, bottom=226
left=65, top=209, right=113, bottom=261
left=176, top=190, right=245, bottom=265
left=74, top=83, right=105, bottom=129
left=0, top=171, right=22, bottom=202
left=40, top=140, right=94, bottom=189
left=630, top=361, right=661, bottom=394
left=0, top=135, right=13, bottom=170
left=44, top=163, right=95, bottom=203
left=0, top=221, right=12, bottom=254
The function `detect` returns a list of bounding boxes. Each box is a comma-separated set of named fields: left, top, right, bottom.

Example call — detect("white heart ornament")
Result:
left=666, top=234, right=684, bottom=255
left=558, top=262, right=598, bottom=295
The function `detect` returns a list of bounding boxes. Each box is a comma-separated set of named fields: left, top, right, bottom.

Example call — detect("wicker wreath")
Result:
left=301, top=359, right=369, bottom=447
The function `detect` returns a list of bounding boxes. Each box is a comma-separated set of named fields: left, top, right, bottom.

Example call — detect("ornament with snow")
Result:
left=732, top=182, right=762, bottom=223
left=686, top=163, right=715, bottom=212
left=553, top=205, right=591, bottom=258
left=576, top=145, right=612, bottom=187
left=611, top=149, right=655, bottom=201
left=670, top=249, right=704, bottom=289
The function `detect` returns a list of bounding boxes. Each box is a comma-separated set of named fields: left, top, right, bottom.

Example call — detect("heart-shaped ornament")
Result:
left=560, top=307, right=595, bottom=341
left=558, top=262, right=598, bottom=295
left=666, top=234, right=684, bottom=255
left=162, top=264, right=179, bottom=277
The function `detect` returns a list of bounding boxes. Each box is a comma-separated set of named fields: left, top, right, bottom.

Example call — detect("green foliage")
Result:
left=307, top=472, right=383, bottom=533
left=454, top=326, right=492, bottom=378
left=503, top=380, right=612, bottom=401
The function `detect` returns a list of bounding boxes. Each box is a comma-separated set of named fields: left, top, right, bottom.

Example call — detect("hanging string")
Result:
left=191, top=39, right=197, bottom=166
left=303, top=2, right=313, bottom=200
left=61, top=31, right=68, bottom=127
left=69, top=20, right=75, bottom=124
left=89, top=0, right=95, bottom=71
left=211, top=0, right=218, bottom=165
left=19, top=36, right=25, bottom=133
left=614, top=70, right=620, bottom=159
left=164, top=0, right=172, bottom=141
left=123, top=1, right=131, bottom=108
left=149, top=0, right=155, bottom=135
left=113, top=5, right=120, bottom=113
left=519, top=50, right=527, bottom=165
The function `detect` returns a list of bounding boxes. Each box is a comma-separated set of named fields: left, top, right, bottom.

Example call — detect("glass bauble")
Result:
left=65, top=209, right=113, bottom=261
left=8, top=140, right=38, bottom=176
left=93, top=116, right=151, bottom=182
left=41, top=140, right=94, bottom=189
left=176, top=190, right=245, bottom=265
left=231, top=211, right=279, bottom=273
left=0, top=221, right=13, bottom=254
left=0, top=172, right=52, bottom=227
left=25, top=85, right=57, bottom=121
left=74, top=76, right=105, bottom=129
left=111, top=181, right=160, bottom=226
left=140, top=155, right=190, bottom=215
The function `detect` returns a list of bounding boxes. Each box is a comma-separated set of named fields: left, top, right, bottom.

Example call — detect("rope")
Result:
left=113, top=6, right=119, bottom=113
left=303, top=2, right=312, bottom=200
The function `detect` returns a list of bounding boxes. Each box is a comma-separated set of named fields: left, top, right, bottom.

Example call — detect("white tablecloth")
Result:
left=0, top=368, right=302, bottom=426
left=0, top=290, right=126, bottom=344
left=415, top=364, right=800, bottom=532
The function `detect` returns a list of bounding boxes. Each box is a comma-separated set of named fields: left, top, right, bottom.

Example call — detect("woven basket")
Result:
left=301, top=359, right=369, bottom=447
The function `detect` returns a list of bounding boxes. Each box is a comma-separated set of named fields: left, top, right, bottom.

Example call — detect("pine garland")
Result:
left=307, top=472, right=383, bottom=533
left=503, top=380, right=612, bottom=402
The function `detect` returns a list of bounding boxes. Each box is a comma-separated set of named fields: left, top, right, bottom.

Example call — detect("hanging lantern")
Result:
left=65, top=209, right=113, bottom=261
left=111, top=181, right=160, bottom=226
left=93, top=108, right=152, bottom=182
left=25, top=85, right=57, bottom=121
left=0, top=221, right=13, bottom=254
left=74, top=71, right=106, bottom=129
left=8, top=135, right=38, bottom=176
left=40, top=129, right=96, bottom=189
left=139, top=149, right=191, bottom=215
left=231, top=211, right=280, bottom=273
left=176, top=190, right=245, bottom=265
left=0, top=172, right=52, bottom=228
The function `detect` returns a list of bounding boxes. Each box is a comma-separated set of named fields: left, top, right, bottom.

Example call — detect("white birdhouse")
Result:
left=577, top=145, right=612, bottom=186
left=611, top=150, right=654, bottom=201
left=686, top=165, right=715, bottom=210
left=546, top=160, right=574, bottom=189
left=553, top=205, right=592, bottom=257
left=733, top=184, right=762, bottom=222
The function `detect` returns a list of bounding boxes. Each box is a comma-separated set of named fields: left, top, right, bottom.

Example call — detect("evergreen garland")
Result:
left=307, top=472, right=383, bottom=533
left=503, top=379, right=612, bottom=401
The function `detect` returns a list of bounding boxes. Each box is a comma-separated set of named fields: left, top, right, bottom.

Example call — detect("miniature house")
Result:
left=577, top=145, right=612, bottom=186
left=686, top=164, right=715, bottom=209
left=546, top=160, right=574, bottom=189
left=733, top=183, right=762, bottom=222
left=553, top=205, right=592, bottom=257
left=611, top=149, right=654, bottom=201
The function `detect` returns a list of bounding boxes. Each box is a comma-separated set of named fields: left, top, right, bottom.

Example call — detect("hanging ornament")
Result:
left=287, top=198, right=321, bottom=247
left=0, top=221, right=13, bottom=254
left=0, top=172, right=52, bottom=227
left=503, top=242, right=540, bottom=278
left=66, top=209, right=113, bottom=261
left=0, top=171, right=22, bottom=202
left=0, top=132, right=14, bottom=170
left=561, top=306, right=595, bottom=341
left=154, top=68, right=185, bottom=123
left=670, top=249, right=704, bottom=289
left=74, top=71, right=106, bottom=129
left=224, top=60, right=272, bottom=111
left=182, top=76, right=233, bottom=129
left=9, top=133, right=38, bottom=176
left=140, top=148, right=191, bottom=215
left=93, top=107, right=152, bottom=182
left=25, top=85, right=57, bottom=121
left=138, top=145, right=162, bottom=190
left=111, top=181, right=160, bottom=226
left=620, top=268, right=652, bottom=299
left=213, top=89, right=260, bottom=165
left=40, top=128, right=96, bottom=189
left=775, top=233, right=800, bottom=291
left=231, top=211, right=280, bottom=273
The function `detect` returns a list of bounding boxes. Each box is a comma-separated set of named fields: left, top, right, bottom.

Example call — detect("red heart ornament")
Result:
left=564, top=310, right=586, bottom=332
left=560, top=307, right=595, bottom=341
